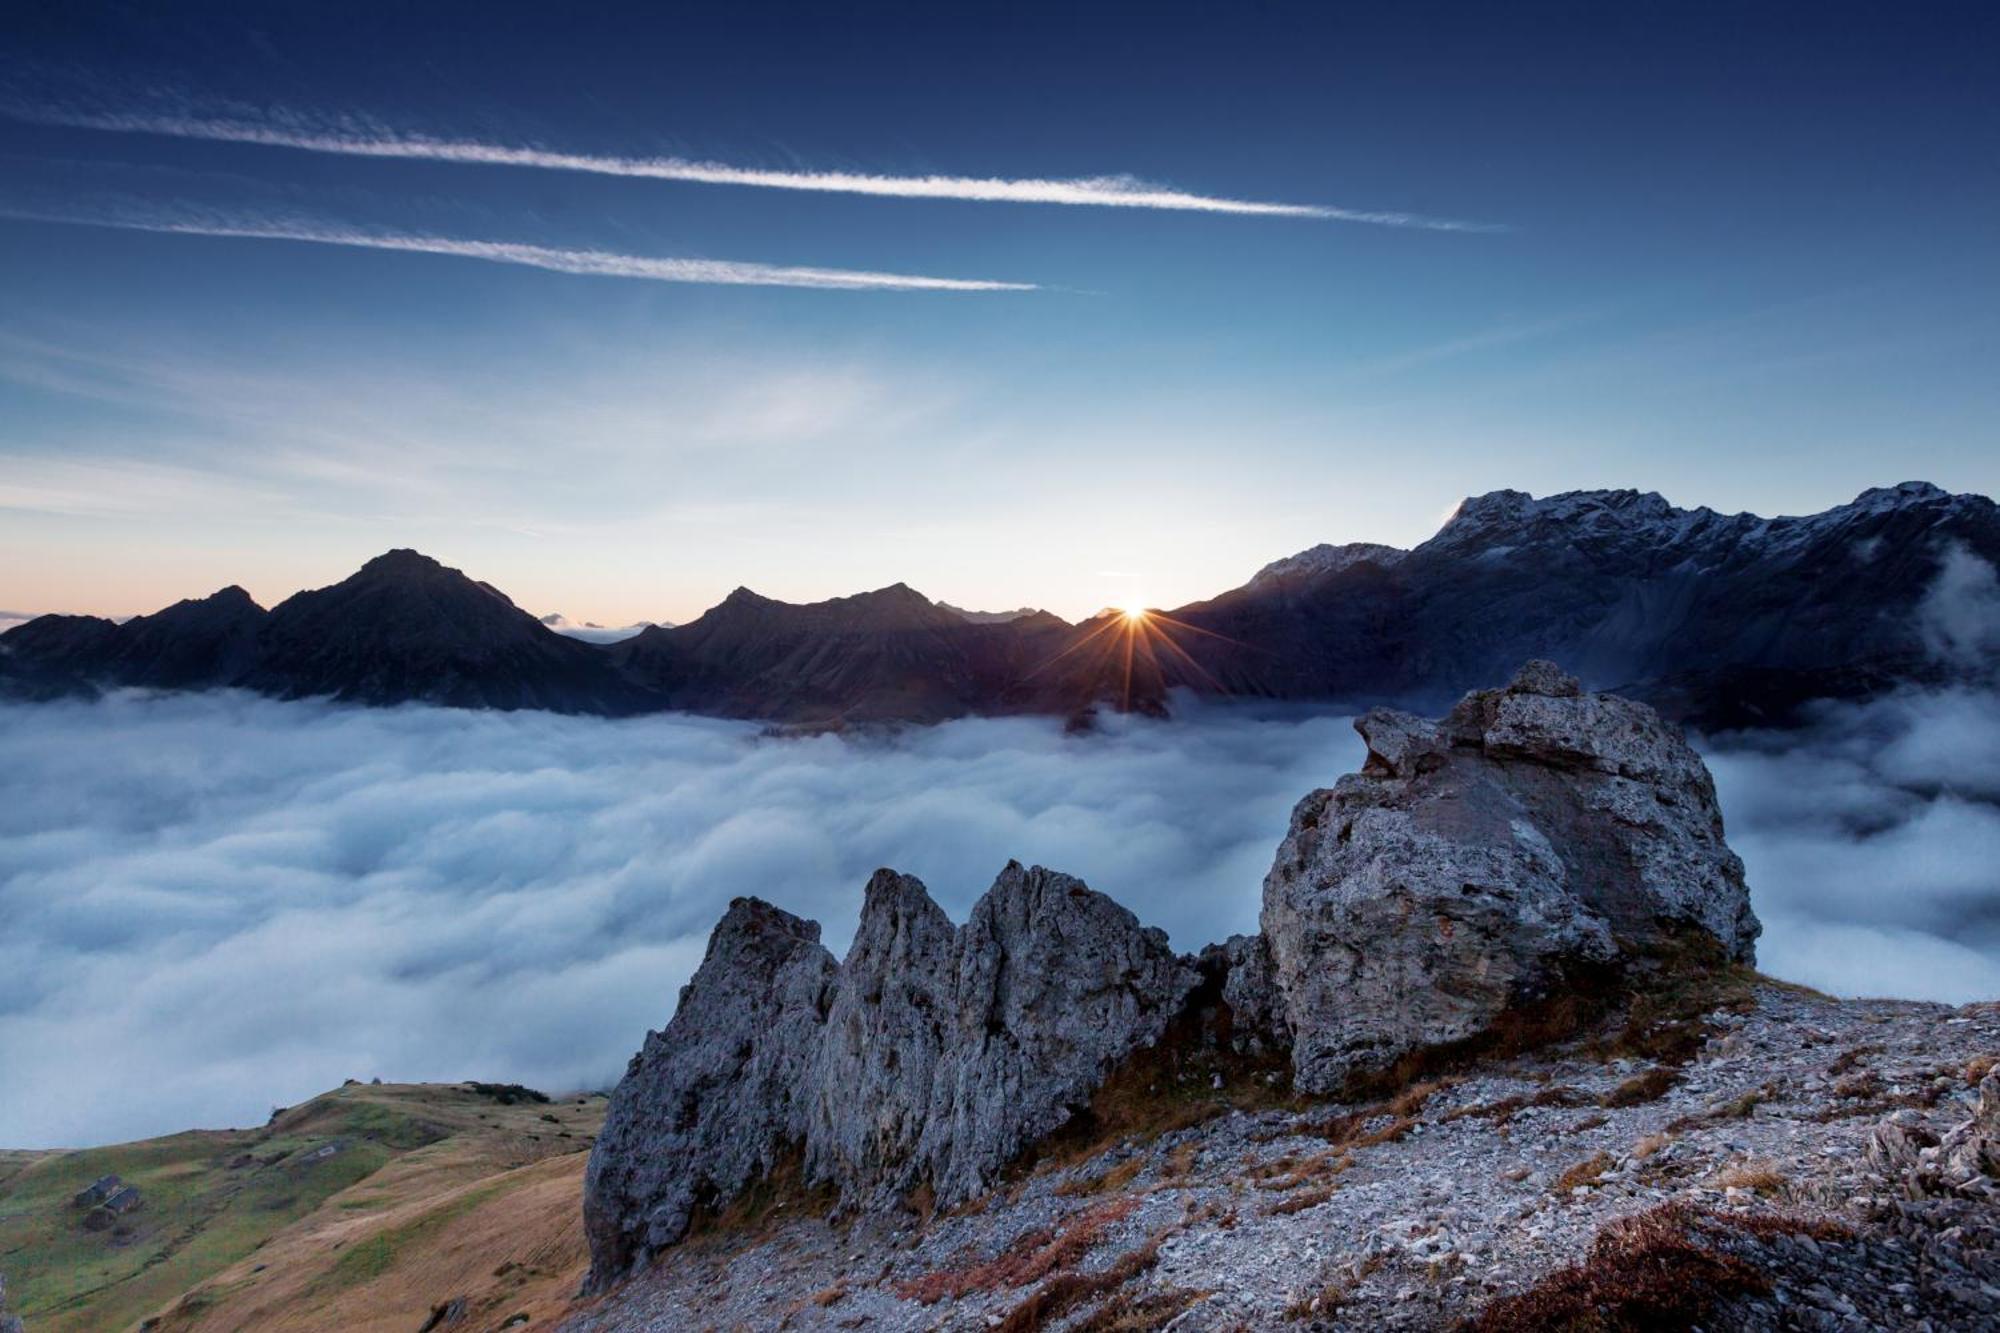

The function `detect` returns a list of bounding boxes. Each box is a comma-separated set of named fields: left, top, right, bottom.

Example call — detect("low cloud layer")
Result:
left=2, top=687, right=1994, bottom=1149
left=0, top=694, right=1353, bottom=1147
left=1705, top=686, right=2000, bottom=1003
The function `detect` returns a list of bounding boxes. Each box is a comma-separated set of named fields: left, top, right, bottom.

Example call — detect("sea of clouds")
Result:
left=1, top=685, right=1995, bottom=1148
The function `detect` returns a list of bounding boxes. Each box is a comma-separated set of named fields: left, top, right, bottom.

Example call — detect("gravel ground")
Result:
left=564, top=986, right=2000, bottom=1332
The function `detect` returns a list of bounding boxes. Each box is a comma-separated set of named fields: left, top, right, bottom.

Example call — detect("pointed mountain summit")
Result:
left=101, top=586, right=268, bottom=688
left=238, top=550, right=650, bottom=713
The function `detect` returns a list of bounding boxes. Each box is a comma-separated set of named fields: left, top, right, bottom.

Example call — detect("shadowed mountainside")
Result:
left=4, top=482, right=1994, bottom=728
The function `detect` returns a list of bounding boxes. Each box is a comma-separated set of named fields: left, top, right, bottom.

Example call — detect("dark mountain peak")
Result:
left=242, top=552, right=649, bottom=713
left=1251, top=541, right=1408, bottom=588
left=0, top=612, right=121, bottom=658
left=358, top=548, right=446, bottom=578
left=336, top=549, right=516, bottom=610
left=103, top=584, right=269, bottom=688
left=149, top=585, right=266, bottom=623
left=1850, top=480, right=1948, bottom=508
left=938, top=602, right=1063, bottom=625
left=847, top=581, right=930, bottom=607
left=719, top=586, right=775, bottom=609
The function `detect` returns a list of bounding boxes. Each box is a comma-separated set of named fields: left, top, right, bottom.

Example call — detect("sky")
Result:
left=2, top=1, right=1997, bottom=625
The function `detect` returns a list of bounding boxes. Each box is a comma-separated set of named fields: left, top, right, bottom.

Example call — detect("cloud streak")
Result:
left=0, top=205, right=1036, bottom=292
left=23, top=104, right=1496, bottom=230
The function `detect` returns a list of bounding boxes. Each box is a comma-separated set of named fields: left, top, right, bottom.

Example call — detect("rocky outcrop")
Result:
left=910, top=863, right=1196, bottom=1205
left=1262, top=661, right=1759, bottom=1094
left=804, top=870, right=960, bottom=1208
left=1868, top=1066, right=2000, bottom=1198
left=585, top=863, right=1196, bottom=1290
left=583, top=898, right=837, bottom=1288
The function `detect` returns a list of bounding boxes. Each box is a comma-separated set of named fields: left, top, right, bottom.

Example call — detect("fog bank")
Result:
left=2, top=686, right=1994, bottom=1148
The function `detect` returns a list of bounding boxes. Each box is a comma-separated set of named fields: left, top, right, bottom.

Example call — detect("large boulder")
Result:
left=583, top=898, right=837, bottom=1290
left=585, top=863, right=1197, bottom=1287
left=1262, top=661, right=1759, bottom=1094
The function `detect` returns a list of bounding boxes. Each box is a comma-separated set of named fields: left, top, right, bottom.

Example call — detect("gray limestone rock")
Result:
left=583, top=897, right=837, bottom=1290
left=1208, top=932, right=1284, bottom=1055
left=587, top=863, right=1198, bottom=1286
left=804, top=869, right=959, bottom=1209
left=1262, top=660, right=1759, bottom=1094
left=913, top=863, right=1197, bottom=1205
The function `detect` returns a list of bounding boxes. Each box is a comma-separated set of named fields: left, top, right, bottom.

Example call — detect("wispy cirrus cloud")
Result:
left=0, top=205, right=1036, bottom=292
left=16, top=102, right=1497, bottom=231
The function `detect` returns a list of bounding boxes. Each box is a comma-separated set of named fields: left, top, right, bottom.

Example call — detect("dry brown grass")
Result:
left=1552, top=1151, right=1615, bottom=1194
left=1305, top=1081, right=1446, bottom=1150
left=1284, top=1252, right=1387, bottom=1321
left=1250, top=1148, right=1348, bottom=1193
left=1158, top=1142, right=1199, bottom=1181
left=1630, top=1132, right=1672, bottom=1160
left=127, top=1084, right=605, bottom=1333
left=1965, top=1053, right=1997, bottom=1084
left=1264, top=1185, right=1339, bottom=1217
left=894, top=1197, right=1139, bottom=1305
left=1443, top=1085, right=1587, bottom=1126
left=1601, top=1066, right=1680, bottom=1108
left=1055, top=1157, right=1145, bottom=1199
left=1069, top=1283, right=1206, bottom=1332
left=993, top=1226, right=1170, bottom=1333
left=1711, top=1088, right=1769, bottom=1120
left=1463, top=1202, right=1770, bottom=1332
left=1711, top=1159, right=1786, bottom=1195
left=1832, top=1070, right=1883, bottom=1099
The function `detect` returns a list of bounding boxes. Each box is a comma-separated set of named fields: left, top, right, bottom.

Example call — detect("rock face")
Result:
left=909, top=863, right=1196, bottom=1205
left=584, top=864, right=1196, bottom=1290
left=583, top=899, right=837, bottom=1287
left=1261, top=661, right=1759, bottom=1094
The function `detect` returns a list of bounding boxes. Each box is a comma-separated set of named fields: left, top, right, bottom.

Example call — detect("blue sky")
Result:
left=2, top=1, right=1995, bottom=624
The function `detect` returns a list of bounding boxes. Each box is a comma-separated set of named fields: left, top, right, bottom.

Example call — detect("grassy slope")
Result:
left=0, top=1083, right=605, bottom=1332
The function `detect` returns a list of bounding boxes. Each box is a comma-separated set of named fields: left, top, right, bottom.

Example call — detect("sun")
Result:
left=1119, top=604, right=1150, bottom=624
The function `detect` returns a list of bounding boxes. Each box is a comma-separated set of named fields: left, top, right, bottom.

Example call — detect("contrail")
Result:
left=0, top=208, right=1037, bottom=291
left=27, top=106, right=1496, bottom=231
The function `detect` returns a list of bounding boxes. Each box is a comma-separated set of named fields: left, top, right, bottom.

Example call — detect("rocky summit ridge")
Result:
left=583, top=863, right=1197, bottom=1289
left=573, top=664, right=1905, bottom=1329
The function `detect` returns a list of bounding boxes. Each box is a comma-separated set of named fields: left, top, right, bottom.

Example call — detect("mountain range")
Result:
left=4, top=481, right=1994, bottom=729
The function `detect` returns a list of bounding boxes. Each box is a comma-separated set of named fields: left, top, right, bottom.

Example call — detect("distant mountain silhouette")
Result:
left=4, top=483, right=1994, bottom=727
left=236, top=550, right=656, bottom=713
left=1160, top=481, right=2000, bottom=726
left=614, top=583, right=1071, bottom=724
